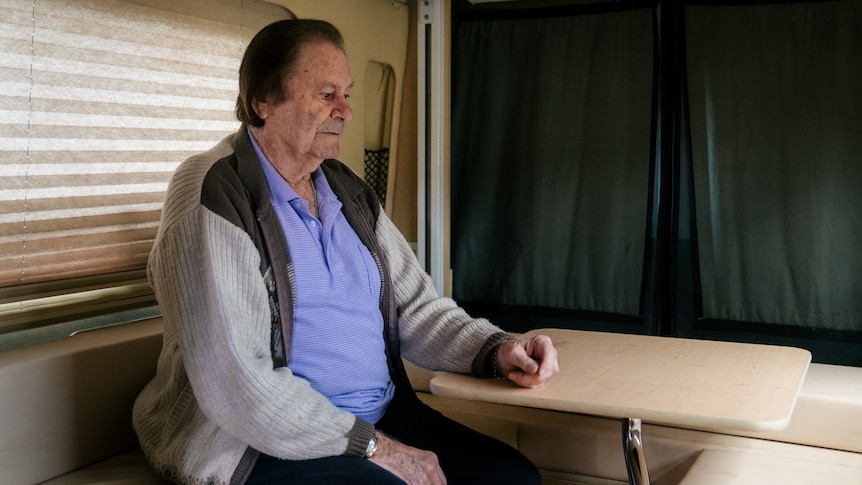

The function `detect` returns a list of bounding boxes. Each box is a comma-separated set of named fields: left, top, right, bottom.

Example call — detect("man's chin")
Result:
left=311, top=137, right=341, bottom=159
left=316, top=147, right=340, bottom=160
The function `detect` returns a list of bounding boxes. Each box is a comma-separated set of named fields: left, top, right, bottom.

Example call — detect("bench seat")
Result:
left=677, top=449, right=862, bottom=485
left=40, top=450, right=166, bottom=485
left=1, top=317, right=860, bottom=485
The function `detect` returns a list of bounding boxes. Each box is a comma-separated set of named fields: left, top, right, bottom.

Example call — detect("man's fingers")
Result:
left=515, top=351, right=540, bottom=374
left=499, top=335, right=560, bottom=388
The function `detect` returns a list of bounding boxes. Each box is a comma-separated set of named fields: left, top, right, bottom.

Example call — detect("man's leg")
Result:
left=246, top=453, right=406, bottom=484
left=377, top=390, right=543, bottom=485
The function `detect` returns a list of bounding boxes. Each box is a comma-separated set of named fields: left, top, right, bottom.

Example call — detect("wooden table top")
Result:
left=430, top=328, right=811, bottom=432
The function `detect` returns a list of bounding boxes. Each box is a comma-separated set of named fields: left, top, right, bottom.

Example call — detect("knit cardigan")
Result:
left=132, top=128, right=509, bottom=484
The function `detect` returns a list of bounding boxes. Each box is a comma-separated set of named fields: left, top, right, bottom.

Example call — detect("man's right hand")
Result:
left=369, top=432, right=447, bottom=485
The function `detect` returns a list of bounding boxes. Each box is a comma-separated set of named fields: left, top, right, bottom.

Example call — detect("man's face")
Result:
left=255, top=41, right=353, bottom=167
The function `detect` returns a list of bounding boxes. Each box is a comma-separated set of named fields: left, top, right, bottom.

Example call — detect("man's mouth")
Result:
left=318, top=124, right=343, bottom=135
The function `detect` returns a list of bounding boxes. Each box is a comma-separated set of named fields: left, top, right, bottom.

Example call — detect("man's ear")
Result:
left=253, top=99, right=268, bottom=121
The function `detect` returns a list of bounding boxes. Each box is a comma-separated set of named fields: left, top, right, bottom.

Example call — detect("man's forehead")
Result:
left=293, top=42, right=353, bottom=86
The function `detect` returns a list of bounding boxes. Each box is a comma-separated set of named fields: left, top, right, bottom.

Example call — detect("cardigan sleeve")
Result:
left=373, top=210, right=510, bottom=375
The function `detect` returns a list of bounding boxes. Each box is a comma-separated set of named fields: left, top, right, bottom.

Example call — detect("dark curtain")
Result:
left=452, top=6, right=656, bottom=319
left=451, top=0, right=862, bottom=363
left=685, top=0, right=862, bottom=332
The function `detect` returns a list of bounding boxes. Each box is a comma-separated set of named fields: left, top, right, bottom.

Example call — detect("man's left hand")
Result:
left=495, top=336, right=560, bottom=388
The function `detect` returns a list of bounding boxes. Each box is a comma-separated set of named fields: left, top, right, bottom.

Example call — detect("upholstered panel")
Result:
left=745, top=363, right=862, bottom=453
left=40, top=449, right=166, bottom=485
left=0, top=319, right=162, bottom=485
left=2, top=319, right=861, bottom=484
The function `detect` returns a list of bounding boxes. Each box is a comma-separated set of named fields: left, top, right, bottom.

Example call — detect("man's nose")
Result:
left=333, top=97, right=353, bottom=123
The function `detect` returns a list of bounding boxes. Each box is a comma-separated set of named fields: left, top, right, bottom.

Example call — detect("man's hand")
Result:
left=369, top=432, right=447, bottom=485
left=495, top=335, right=560, bottom=388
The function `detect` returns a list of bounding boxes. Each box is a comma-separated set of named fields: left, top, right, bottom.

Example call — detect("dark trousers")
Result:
left=247, top=388, right=542, bottom=484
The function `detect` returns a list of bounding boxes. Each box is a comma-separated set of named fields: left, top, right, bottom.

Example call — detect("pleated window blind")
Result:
left=0, top=0, right=291, bottom=333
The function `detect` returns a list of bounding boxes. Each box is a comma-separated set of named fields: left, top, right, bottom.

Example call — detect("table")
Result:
left=429, top=328, right=811, bottom=485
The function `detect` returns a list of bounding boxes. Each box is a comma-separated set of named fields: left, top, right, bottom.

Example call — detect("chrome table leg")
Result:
left=622, top=418, right=651, bottom=485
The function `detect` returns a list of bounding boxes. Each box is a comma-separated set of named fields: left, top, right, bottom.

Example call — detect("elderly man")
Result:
left=134, top=18, right=558, bottom=485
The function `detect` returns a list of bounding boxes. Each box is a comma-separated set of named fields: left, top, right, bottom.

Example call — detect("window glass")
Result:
left=451, top=7, right=656, bottom=321
left=0, top=0, right=291, bottom=335
left=686, top=1, right=862, bottom=331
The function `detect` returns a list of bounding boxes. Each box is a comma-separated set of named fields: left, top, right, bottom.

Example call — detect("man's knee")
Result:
left=485, top=457, right=542, bottom=485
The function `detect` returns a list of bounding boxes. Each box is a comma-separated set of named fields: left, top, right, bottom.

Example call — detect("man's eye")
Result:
left=322, top=93, right=334, bottom=100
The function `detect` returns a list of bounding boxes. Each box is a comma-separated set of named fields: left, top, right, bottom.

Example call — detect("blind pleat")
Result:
left=0, top=240, right=155, bottom=283
left=0, top=0, right=291, bottom=293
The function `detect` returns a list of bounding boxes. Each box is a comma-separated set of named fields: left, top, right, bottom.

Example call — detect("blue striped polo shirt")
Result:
left=249, top=131, right=395, bottom=424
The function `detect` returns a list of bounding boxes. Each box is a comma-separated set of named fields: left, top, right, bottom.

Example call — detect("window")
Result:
left=0, top=0, right=291, bottom=345
left=676, top=0, right=862, bottom=364
left=452, top=2, right=659, bottom=335
left=451, top=0, right=862, bottom=366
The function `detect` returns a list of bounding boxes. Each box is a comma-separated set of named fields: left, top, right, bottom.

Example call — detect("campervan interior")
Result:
left=0, top=0, right=860, bottom=484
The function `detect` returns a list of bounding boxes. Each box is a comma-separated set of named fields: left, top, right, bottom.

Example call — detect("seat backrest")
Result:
left=0, top=318, right=162, bottom=485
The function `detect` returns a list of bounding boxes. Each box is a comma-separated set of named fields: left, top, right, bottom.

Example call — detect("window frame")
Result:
left=0, top=0, right=292, bottom=347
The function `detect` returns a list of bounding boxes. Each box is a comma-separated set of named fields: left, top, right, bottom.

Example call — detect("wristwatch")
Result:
left=364, top=434, right=378, bottom=459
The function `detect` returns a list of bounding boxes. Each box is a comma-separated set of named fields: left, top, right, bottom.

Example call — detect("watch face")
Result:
left=365, top=436, right=378, bottom=457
